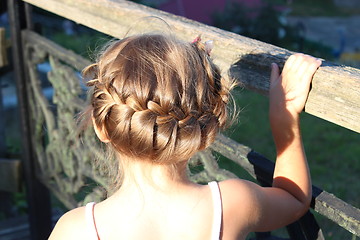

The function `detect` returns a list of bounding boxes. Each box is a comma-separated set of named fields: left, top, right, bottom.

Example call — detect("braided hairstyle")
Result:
left=84, top=34, right=234, bottom=165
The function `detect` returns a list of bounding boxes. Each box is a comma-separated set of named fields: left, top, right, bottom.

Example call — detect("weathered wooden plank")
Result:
left=22, top=0, right=360, bottom=133
left=212, top=134, right=360, bottom=237
left=0, top=27, right=9, bottom=67
left=0, top=159, right=22, bottom=192
left=230, top=56, right=360, bottom=134
left=20, top=0, right=360, bottom=236
left=211, top=134, right=275, bottom=186
left=313, top=188, right=360, bottom=237
left=22, top=30, right=91, bottom=70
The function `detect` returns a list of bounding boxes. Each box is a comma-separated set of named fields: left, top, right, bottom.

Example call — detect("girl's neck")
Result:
left=118, top=156, right=192, bottom=193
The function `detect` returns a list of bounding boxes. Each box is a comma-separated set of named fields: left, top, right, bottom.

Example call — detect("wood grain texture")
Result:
left=0, top=159, right=22, bottom=192
left=23, top=30, right=91, bottom=70
left=0, top=28, right=9, bottom=67
left=212, top=134, right=360, bottom=236
left=18, top=2, right=360, bottom=235
left=23, top=0, right=360, bottom=132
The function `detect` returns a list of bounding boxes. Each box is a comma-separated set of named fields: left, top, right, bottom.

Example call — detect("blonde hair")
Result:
left=83, top=34, right=235, bottom=168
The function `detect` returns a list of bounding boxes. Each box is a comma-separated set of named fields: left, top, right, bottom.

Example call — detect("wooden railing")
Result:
left=5, top=0, right=360, bottom=239
left=23, top=0, right=360, bottom=133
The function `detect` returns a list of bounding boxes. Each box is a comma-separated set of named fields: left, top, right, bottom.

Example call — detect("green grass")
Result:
left=221, top=88, right=359, bottom=239
left=26, top=8, right=360, bottom=239
left=46, top=30, right=359, bottom=238
left=51, top=31, right=112, bottom=60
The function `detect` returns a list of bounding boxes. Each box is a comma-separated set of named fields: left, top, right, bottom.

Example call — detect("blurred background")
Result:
left=0, top=0, right=359, bottom=239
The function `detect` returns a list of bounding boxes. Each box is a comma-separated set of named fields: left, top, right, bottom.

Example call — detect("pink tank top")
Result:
left=85, top=181, right=222, bottom=240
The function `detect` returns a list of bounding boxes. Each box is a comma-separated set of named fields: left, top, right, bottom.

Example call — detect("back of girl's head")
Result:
left=84, top=34, right=234, bottom=165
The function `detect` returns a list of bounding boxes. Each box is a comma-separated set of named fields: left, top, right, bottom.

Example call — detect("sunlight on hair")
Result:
left=123, top=16, right=174, bottom=39
left=81, top=33, right=236, bottom=189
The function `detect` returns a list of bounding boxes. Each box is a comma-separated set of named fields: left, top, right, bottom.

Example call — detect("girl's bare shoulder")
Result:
left=219, top=178, right=261, bottom=203
left=48, top=206, right=88, bottom=240
left=218, top=179, right=263, bottom=234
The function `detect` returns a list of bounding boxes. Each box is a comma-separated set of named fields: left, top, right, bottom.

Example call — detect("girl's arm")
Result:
left=269, top=53, right=322, bottom=212
left=220, top=54, right=322, bottom=233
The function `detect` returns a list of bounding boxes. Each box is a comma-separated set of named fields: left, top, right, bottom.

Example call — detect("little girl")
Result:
left=49, top=34, right=321, bottom=240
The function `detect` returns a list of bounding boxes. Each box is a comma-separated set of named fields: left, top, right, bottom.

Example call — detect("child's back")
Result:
left=51, top=177, right=267, bottom=239
left=49, top=34, right=321, bottom=240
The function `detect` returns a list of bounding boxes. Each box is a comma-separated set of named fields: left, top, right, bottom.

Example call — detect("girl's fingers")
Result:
left=283, top=54, right=321, bottom=83
left=270, top=63, right=280, bottom=86
left=270, top=53, right=322, bottom=114
left=299, top=58, right=322, bottom=82
left=284, top=53, right=297, bottom=69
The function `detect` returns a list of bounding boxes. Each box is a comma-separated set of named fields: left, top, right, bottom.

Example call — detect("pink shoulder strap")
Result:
left=85, top=202, right=100, bottom=240
left=208, top=181, right=222, bottom=240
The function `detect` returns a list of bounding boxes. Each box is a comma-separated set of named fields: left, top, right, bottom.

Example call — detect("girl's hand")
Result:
left=269, top=54, right=322, bottom=119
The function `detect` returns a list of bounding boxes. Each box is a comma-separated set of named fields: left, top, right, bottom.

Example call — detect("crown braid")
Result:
left=84, top=34, right=234, bottom=164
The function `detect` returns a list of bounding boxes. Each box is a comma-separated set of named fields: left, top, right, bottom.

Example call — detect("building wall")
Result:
left=333, top=0, right=360, bottom=8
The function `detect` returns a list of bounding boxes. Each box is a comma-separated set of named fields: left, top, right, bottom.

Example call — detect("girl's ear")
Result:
left=92, top=116, right=110, bottom=143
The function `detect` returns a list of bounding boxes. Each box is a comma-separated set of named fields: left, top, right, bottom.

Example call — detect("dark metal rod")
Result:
left=25, top=2, right=34, bottom=30
left=7, top=0, right=52, bottom=239
left=0, top=27, right=7, bottom=156
left=0, top=78, right=5, bottom=156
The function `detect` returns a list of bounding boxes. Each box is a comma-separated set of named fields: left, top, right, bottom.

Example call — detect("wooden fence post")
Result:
left=0, top=28, right=9, bottom=68
left=7, top=1, right=52, bottom=239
